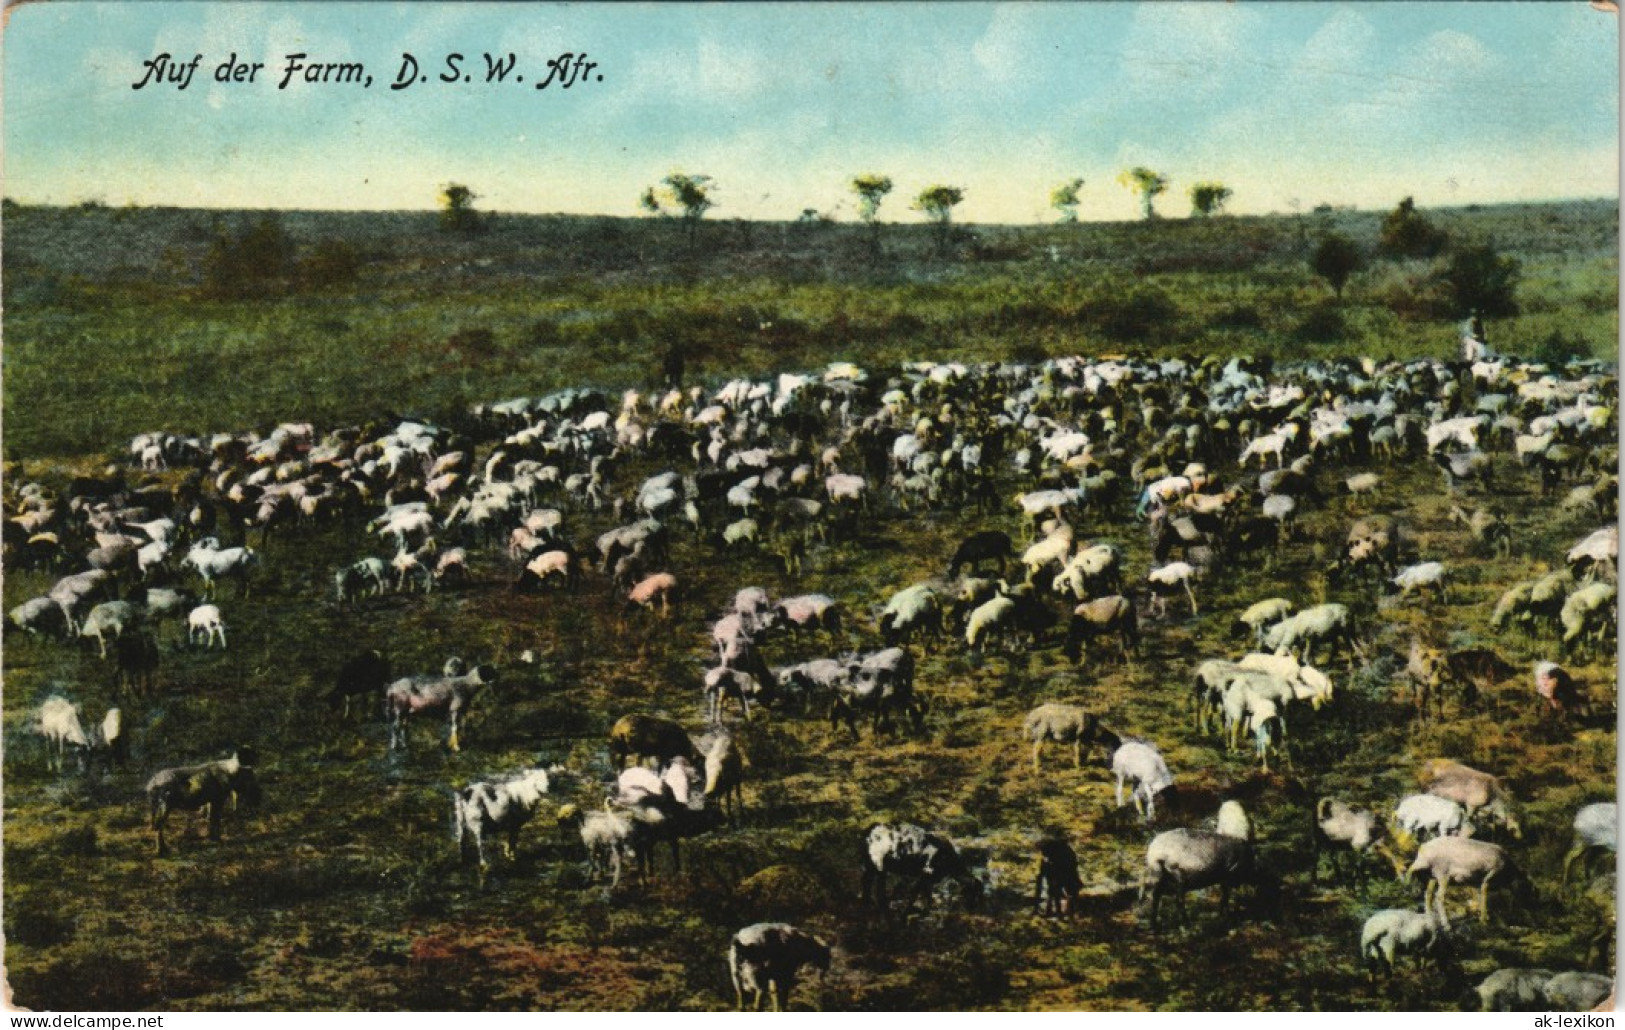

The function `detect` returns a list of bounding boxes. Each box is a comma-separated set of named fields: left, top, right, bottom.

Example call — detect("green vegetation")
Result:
left=439, top=184, right=482, bottom=235
left=1188, top=182, right=1233, bottom=219
left=1050, top=179, right=1085, bottom=224
left=1118, top=167, right=1169, bottom=221
left=1311, top=233, right=1364, bottom=300
left=911, top=184, right=966, bottom=256
left=850, top=174, right=894, bottom=255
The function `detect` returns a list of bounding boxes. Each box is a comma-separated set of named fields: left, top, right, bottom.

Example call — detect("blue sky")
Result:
left=4, top=2, right=1618, bottom=222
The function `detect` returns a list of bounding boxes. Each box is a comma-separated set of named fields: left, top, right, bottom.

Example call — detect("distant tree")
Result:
left=850, top=173, right=894, bottom=254
left=912, top=184, right=965, bottom=255
left=1379, top=196, right=1447, bottom=258
left=439, top=183, right=481, bottom=234
left=1442, top=242, right=1520, bottom=317
left=640, top=172, right=716, bottom=247
left=1311, top=232, right=1363, bottom=299
left=1117, top=166, right=1168, bottom=221
left=1050, top=178, right=1085, bottom=223
left=1188, top=182, right=1233, bottom=218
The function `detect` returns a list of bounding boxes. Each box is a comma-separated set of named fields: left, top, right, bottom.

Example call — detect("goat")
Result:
left=860, top=822, right=982, bottom=910
left=727, top=923, right=832, bottom=1012
left=146, top=750, right=260, bottom=856
left=1534, top=660, right=1587, bottom=717
left=453, top=767, right=555, bottom=875
left=384, top=664, right=497, bottom=751
left=1140, top=828, right=1267, bottom=929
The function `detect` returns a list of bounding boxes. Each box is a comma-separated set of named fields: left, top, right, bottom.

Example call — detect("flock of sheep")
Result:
left=5, top=331, right=1618, bottom=1011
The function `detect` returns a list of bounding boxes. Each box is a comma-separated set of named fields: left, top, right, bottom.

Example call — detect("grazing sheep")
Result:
left=770, top=594, right=841, bottom=635
left=146, top=750, right=261, bottom=856
left=1542, top=972, right=1614, bottom=1012
left=1419, top=760, right=1522, bottom=839
left=1312, top=798, right=1392, bottom=887
left=607, top=714, right=700, bottom=769
left=1034, top=836, right=1083, bottom=917
left=182, top=539, right=256, bottom=598
left=861, top=822, right=982, bottom=910
left=727, top=923, right=831, bottom=1012
left=1146, top=562, right=1199, bottom=617
left=704, top=665, right=772, bottom=722
left=1344, top=472, right=1380, bottom=506
left=453, top=767, right=555, bottom=875
left=1395, top=793, right=1476, bottom=842
left=35, top=696, right=91, bottom=772
left=772, top=658, right=852, bottom=712
left=1360, top=908, right=1445, bottom=977
left=947, top=529, right=1015, bottom=578
left=832, top=647, right=921, bottom=736
left=1106, top=734, right=1175, bottom=823
left=10, top=597, right=68, bottom=639
left=187, top=604, right=227, bottom=649
left=80, top=600, right=140, bottom=659
left=627, top=572, right=679, bottom=616
left=335, top=557, right=389, bottom=603
left=879, top=583, right=943, bottom=648
left=1560, top=581, right=1615, bottom=654
left=1475, top=968, right=1556, bottom=1011
left=1561, top=802, right=1617, bottom=886
left=1407, top=836, right=1524, bottom=929
left=1264, top=603, right=1359, bottom=666
left=1140, top=828, right=1265, bottom=929
left=1022, top=703, right=1101, bottom=771
left=1064, top=595, right=1138, bottom=664
left=1391, top=561, right=1448, bottom=604
left=1233, top=597, right=1293, bottom=648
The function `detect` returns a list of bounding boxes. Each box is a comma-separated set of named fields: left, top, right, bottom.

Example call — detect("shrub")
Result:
left=1311, top=233, right=1364, bottom=298
left=1440, top=242, right=1520, bottom=317
left=1379, top=196, right=1448, bottom=259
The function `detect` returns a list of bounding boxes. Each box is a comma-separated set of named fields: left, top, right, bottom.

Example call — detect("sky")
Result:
left=3, top=2, right=1618, bottom=223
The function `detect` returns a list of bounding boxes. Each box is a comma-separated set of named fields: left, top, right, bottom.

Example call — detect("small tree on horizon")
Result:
left=1379, top=195, right=1448, bottom=258
left=1118, top=166, right=1169, bottom=221
left=639, top=172, right=716, bottom=248
left=439, top=183, right=481, bottom=234
left=1050, top=178, right=1085, bottom=223
left=849, top=173, right=894, bottom=255
left=1188, top=182, right=1233, bottom=218
left=912, top=184, right=965, bottom=256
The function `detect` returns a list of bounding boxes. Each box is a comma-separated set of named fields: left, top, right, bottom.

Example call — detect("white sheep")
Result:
left=35, top=696, right=91, bottom=772
left=1021, top=702, right=1097, bottom=771
left=1146, top=562, right=1198, bottom=617
left=1215, top=800, right=1253, bottom=842
left=1394, top=793, right=1475, bottom=843
left=187, top=604, right=227, bottom=649
left=1312, top=798, right=1393, bottom=886
left=1110, top=737, right=1174, bottom=822
left=1360, top=908, right=1444, bottom=977
left=1407, top=835, right=1520, bottom=929
left=80, top=600, right=140, bottom=659
left=453, top=767, right=555, bottom=874
left=1391, top=561, right=1448, bottom=603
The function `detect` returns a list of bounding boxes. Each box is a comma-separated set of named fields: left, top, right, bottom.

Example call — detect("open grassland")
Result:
left=1, top=201, right=1616, bottom=1011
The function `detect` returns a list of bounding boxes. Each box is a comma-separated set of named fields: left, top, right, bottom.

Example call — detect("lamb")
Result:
left=559, top=805, right=637, bottom=888
left=1360, top=908, right=1445, bottom=977
left=335, top=557, right=389, bottom=603
left=769, top=594, right=841, bottom=635
left=1106, top=733, right=1175, bottom=823
left=1022, top=702, right=1100, bottom=771
left=1394, top=793, right=1476, bottom=843
left=627, top=572, right=679, bottom=616
left=146, top=749, right=261, bottom=856
left=384, top=663, right=497, bottom=752
left=704, top=665, right=772, bottom=722
left=35, top=696, right=91, bottom=772
left=1312, top=798, right=1393, bottom=887
left=453, top=766, right=555, bottom=875
left=1407, top=835, right=1524, bottom=929
left=187, top=604, right=226, bottom=649
left=1475, top=968, right=1557, bottom=1011
left=860, top=822, right=982, bottom=910
left=1561, top=802, right=1617, bottom=886
left=727, top=923, right=832, bottom=1012
left=1139, top=828, right=1265, bottom=929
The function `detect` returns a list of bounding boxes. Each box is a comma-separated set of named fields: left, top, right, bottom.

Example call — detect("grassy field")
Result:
left=0, top=199, right=1616, bottom=1011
